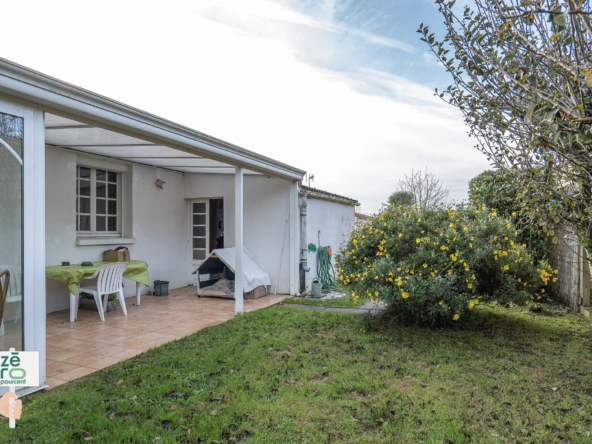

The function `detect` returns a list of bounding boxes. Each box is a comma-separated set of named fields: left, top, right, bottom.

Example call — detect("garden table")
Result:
left=45, top=260, right=149, bottom=322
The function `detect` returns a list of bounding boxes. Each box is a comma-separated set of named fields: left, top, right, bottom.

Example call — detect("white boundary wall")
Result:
left=305, top=197, right=355, bottom=292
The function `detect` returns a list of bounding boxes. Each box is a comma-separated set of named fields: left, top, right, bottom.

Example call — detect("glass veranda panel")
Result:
left=0, top=112, right=23, bottom=351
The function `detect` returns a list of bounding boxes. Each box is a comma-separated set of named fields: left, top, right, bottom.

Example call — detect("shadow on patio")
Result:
left=45, top=287, right=287, bottom=388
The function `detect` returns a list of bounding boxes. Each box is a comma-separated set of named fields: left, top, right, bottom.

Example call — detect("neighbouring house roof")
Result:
left=355, top=212, right=373, bottom=220
left=0, top=57, right=306, bottom=181
left=301, top=185, right=359, bottom=206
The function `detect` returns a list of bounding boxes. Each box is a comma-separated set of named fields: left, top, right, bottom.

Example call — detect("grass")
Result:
left=3, top=303, right=592, bottom=443
left=281, top=293, right=363, bottom=308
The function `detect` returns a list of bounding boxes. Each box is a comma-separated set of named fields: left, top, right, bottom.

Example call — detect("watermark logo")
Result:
left=0, top=348, right=39, bottom=428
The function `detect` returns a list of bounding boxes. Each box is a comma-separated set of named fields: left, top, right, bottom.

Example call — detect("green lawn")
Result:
left=3, top=304, right=592, bottom=443
left=281, top=294, right=363, bottom=308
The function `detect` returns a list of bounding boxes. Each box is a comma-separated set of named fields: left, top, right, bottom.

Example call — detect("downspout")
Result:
left=299, top=187, right=308, bottom=294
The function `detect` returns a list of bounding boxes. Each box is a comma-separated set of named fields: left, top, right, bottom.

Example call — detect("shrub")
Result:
left=336, top=204, right=555, bottom=325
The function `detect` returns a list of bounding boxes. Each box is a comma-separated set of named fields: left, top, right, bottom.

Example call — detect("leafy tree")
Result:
left=419, top=0, right=592, bottom=250
left=469, top=169, right=546, bottom=258
left=388, top=191, right=415, bottom=207
left=396, top=168, right=450, bottom=207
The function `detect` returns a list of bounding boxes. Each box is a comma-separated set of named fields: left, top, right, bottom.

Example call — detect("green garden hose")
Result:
left=317, top=246, right=337, bottom=290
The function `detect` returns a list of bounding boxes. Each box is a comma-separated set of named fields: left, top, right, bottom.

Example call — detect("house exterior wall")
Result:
left=45, top=146, right=188, bottom=313
left=184, top=174, right=293, bottom=294
left=305, top=197, right=355, bottom=292
left=45, top=153, right=295, bottom=313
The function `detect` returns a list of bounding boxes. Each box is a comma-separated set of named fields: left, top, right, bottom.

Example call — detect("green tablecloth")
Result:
left=45, top=260, right=150, bottom=294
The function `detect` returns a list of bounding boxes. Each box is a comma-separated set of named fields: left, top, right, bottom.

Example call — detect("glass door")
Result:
left=0, top=111, right=23, bottom=351
left=190, top=200, right=209, bottom=284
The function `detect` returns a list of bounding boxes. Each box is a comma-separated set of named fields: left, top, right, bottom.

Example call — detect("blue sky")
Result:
left=282, top=0, right=450, bottom=85
left=1, top=0, right=488, bottom=213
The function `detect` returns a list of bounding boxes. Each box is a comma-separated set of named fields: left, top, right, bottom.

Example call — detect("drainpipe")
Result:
left=299, top=188, right=308, bottom=293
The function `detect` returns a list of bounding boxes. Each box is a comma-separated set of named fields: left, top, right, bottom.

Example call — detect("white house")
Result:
left=0, top=58, right=359, bottom=394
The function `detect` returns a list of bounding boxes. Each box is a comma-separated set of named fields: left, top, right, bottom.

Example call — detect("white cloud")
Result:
left=0, top=0, right=489, bottom=212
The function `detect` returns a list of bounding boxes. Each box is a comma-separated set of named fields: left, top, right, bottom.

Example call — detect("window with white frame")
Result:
left=76, top=166, right=120, bottom=234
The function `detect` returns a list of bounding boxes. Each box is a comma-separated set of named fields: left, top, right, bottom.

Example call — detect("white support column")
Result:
left=289, top=181, right=300, bottom=295
left=234, top=167, right=244, bottom=314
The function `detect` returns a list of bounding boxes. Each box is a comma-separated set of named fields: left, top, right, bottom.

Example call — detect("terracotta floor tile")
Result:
left=46, top=345, right=65, bottom=355
left=63, top=351, right=112, bottom=366
left=56, top=366, right=96, bottom=381
left=85, top=356, right=122, bottom=370
left=45, top=289, right=288, bottom=383
left=137, top=341, right=162, bottom=352
left=131, top=332, right=170, bottom=343
left=45, top=377, right=68, bottom=389
left=46, top=327, right=70, bottom=337
left=92, top=345, right=135, bottom=357
left=51, top=338, right=98, bottom=349
left=110, top=348, right=143, bottom=360
left=150, top=327, right=191, bottom=336
left=83, top=335, right=131, bottom=345
left=121, top=339, right=153, bottom=349
left=46, top=361, right=80, bottom=377
left=67, top=341, right=110, bottom=353
left=46, top=349, right=87, bottom=362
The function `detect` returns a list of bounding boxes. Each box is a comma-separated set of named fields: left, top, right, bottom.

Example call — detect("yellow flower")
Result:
left=468, top=284, right=473, bottom=289
left=439, top=301, right=443, bottom=305
left=453, top=314, right=460, bottom=321
left=418, top=218, right=421, bottom=222
left=398, top=233, right=403, bottom=238
left=416, top=238, right=421, bottom=244
left=375, top=291, right=379, bottom=296
left=469, top=302, right=474, bottom=309
left=401, top=291, right=409, bottom=299
left=423, top=263, right=428, bottom=268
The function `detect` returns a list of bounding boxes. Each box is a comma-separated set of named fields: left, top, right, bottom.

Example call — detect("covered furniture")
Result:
left=45, top=260, right=149, bottom=322
left=195, top=248, right=271, bottom=299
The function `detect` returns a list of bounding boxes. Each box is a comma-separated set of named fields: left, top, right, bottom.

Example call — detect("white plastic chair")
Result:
left=77, top=263, right=128, bottom=322
left=0, top=265, right=22, bottom=336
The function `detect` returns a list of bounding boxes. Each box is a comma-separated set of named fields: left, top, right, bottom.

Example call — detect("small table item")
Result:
left=45, top=260, right=149, bottom=322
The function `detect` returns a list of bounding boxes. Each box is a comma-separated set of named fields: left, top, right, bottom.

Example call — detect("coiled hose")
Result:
left=317, top=246, right=337, bottom=290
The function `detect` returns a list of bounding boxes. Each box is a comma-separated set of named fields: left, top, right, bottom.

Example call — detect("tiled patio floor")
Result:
left=45, top=287, right=287, bottom=388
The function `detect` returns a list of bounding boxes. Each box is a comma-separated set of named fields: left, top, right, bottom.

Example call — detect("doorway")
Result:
left=190, top=198, right=224, bottom=284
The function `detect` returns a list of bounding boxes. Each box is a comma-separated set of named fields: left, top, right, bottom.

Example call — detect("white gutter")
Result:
left=0, top=58, right=306, bottom=181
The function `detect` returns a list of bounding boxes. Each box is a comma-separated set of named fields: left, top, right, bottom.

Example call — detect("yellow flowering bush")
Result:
left=336, top=205, right=553, bottom=325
